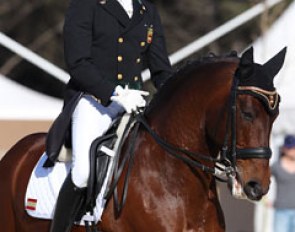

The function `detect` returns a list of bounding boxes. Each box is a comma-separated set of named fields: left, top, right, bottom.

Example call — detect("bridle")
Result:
left=214, top=75, right=279, bottom=181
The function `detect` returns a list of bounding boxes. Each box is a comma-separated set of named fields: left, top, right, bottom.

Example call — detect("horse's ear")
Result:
left=240, top=46, right=254, bottom=66
left=263, top=47, right=287, bottom=80
left=238, top=47, right=254, bottom=79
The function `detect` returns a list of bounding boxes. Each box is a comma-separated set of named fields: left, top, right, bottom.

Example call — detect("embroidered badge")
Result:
left=147, top=26, right=153, bottom=44
left=26, top=198, right=37, bottom=211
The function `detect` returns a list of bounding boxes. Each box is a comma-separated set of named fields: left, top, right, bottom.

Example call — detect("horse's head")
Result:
left=220, top=47, right=286, bottom=201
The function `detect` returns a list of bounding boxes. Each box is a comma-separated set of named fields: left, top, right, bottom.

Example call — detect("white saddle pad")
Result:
left=25, top=153, right=108, bottom=225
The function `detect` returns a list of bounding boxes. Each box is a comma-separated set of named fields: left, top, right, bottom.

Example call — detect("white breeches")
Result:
left=71, top=95, right=124, bottom=188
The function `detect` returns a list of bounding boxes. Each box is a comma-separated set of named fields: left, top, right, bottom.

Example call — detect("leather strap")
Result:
left=236, top=147, right=272, bottom=159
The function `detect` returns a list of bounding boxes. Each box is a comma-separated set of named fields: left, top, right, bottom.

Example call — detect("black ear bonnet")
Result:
left=235, top=47, right=287, bottom=115
left=236, top=46, right=287, bottom=91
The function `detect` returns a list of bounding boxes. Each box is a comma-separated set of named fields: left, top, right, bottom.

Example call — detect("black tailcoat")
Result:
left=44, top=0, right=173, bottom=167
left=64, top=0, right=173, bottom=105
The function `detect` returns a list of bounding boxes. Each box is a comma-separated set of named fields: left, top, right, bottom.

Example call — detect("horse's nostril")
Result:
left=244, top=181, right=263, bottom=201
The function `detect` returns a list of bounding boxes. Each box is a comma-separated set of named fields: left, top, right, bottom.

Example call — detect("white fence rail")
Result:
left=0, top=32, right=70, bottom=83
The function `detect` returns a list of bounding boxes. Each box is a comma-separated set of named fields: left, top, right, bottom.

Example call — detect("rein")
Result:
left=136, top=114, right=217, bottom=173
left=104, top=112, right=217, bottom=217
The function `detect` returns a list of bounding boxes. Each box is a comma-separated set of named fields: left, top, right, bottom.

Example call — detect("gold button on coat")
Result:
left=140, top=42, right=146, bottom=47
left=136, top=58, right=141, bottom=63
left=118, top=56, right=123, bottom=62
left=117, top=74, right=123, bottom=80
left=134, top=76, right=139, bottom=81
left=118, top=37, right=124, bottom=43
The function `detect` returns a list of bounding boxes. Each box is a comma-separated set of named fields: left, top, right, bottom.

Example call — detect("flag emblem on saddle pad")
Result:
left=26, top=198, right=37, bottom=211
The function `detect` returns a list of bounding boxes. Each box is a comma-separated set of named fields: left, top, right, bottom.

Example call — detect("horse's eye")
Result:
left=241, top=111, right=254, bottom=121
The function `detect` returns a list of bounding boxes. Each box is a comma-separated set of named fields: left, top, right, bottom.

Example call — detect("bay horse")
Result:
left=0, top=46, right=286, bottom=232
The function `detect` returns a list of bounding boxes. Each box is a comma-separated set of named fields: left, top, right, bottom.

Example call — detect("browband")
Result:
left=237, top=86, right=279, bottom=112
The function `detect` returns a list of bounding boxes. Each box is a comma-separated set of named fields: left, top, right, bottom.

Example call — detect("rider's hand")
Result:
left=110, top=85, right=149, bottom=113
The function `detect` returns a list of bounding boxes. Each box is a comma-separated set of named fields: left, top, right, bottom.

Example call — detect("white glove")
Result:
left=110, top=85, right=149, bottom=113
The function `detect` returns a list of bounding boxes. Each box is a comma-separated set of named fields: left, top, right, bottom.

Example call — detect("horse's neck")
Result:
left=147, top=83, right=202, bottom=148
left=142, top=78, right=213, bottom=180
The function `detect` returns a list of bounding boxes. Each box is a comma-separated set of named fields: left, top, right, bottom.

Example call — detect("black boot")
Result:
left=49, top=173, right=85, bottom=232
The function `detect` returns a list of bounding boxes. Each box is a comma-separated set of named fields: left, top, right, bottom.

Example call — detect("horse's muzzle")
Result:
left=243, top=180, right=265, bottom=201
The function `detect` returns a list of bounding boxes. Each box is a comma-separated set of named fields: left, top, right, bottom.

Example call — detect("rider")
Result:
left=45, top=0, right=173, bottom=231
